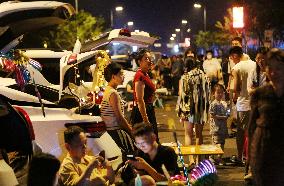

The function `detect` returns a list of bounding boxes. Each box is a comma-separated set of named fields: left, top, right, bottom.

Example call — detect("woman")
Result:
left=177, top=58, right=210, bottom=146
left=248, top=48, right=284, bottom=186
left=247, top=47, right=269, bottom=93
left=130, top=49, right=159, bottom=141
left=101, top=62, right=135, bottom=157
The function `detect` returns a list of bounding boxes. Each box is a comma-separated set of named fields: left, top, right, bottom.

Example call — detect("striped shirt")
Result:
left=100, top=86, right=124, bottom=130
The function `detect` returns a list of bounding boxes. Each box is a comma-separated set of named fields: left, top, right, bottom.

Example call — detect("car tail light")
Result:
left=14, top=106, right=35, bottom=140
left=119, top=29, right=131, bottom=37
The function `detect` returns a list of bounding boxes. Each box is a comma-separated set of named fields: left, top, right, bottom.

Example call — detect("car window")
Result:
left=7, top=84, right=78, bottom=109
left=31, top=58, right=61, bottom=84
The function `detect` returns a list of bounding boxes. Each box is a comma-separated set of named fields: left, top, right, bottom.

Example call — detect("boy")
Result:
left=128, top=123, right=179, bottom=182
left=59, top=126, right=114, bottom=186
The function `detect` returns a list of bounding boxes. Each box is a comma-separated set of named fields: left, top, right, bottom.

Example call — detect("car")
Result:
left=0, top=1, right=122, bottom=167
left=0, top=1, right=159, bottom=170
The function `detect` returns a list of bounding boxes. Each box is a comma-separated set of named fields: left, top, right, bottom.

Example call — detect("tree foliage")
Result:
left=194, top=9, right=235, bottom=50
left=43, top=10, right=104, bottom=50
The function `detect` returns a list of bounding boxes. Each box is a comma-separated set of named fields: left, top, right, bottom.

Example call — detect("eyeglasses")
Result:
left=134, top=141, right=149, bottom=148
left=144, top=56, right=153, bottom=63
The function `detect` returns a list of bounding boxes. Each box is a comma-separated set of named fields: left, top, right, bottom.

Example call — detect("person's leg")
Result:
left=146, top=105, right=159, bottom=142
left=184, top=121, right=195, bottom=165
left=184, top=121, right=194, bottom=145
left=195, top=124, right=204, bottom=145
left=236, top=111, right=250, bottom=161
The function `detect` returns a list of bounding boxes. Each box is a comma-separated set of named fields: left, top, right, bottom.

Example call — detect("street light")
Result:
left=187, top=28, right=191, bottom=32
left=194, top=3, right=206, bottom=31
left=170, top=37, right=175, bottom=41
left=115, top=6, right=123, bottom=11
left=172, top=33, right=176, bottom=37
left=127, top=21, right=134, bottom=26
left=175, top=28, right=181, bottom=32
left=110, top=6, right=124, bottom=28
left=181, top=20, right=188, bottom=25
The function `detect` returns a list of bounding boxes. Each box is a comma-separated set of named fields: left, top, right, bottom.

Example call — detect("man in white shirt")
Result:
left=230, top=46, right=256, bottom=161
left=203, top=50, right=224, bottom=87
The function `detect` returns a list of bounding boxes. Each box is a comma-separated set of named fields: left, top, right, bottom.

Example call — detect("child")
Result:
left=209, top=84, right=229, bottom=165
left=59, top=126, right=115, bottom=185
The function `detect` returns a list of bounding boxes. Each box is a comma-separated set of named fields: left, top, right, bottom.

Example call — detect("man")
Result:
left=230, top=46, right=256, bottom=161
left=128, top=123, right=180, bottom=182
left=227, top=37, right=251, bottom=93
left=203, top=50, right=224, bottom=88
left=171, top=55, right=184, bottom=96
left=59, top=126, right=115, bottom=185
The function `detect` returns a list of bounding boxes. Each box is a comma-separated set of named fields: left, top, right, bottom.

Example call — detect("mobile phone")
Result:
left=126, top=154, right=137, bottom=161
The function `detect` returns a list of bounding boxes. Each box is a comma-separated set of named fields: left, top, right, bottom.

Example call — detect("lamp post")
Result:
left=110, top=6, right=123, bottom=28
left=194, top=3, right=206, bottom=32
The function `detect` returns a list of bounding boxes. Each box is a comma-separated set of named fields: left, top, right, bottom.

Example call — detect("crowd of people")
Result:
left=1, top=36, right=283, bottom=185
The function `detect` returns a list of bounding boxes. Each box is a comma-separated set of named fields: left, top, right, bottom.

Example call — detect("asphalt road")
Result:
left=154, top=96, right=245, bottom=186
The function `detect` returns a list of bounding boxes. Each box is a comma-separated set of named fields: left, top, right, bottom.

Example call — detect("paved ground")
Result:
left=154, top=96, right=245, bottom=186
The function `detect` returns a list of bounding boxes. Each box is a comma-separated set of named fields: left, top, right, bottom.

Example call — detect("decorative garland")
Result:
left=0, top=50, right=45, bottom=116
left=190, top=159, right=218, bottom=186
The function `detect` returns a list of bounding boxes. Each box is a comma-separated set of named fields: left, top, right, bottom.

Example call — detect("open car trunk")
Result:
left=0, top=1, right=75, bottom=52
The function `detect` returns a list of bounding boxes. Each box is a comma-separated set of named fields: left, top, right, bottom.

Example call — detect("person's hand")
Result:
left=127, top=157, right=149, bottom=170
left=101, top=159, right=112, bottom=169
left=89, top=156, right=104, bottom=169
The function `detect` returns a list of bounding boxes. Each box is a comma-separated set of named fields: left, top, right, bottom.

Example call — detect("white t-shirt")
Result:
left=232, top=60, right=256, bottom=111
left=203, top=58, right=224, bottom=85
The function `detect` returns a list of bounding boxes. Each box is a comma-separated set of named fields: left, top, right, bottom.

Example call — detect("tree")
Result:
left=194, top=9, right=235, bottom=50
left=194, top=31, right=231, bottom=50
left=43, top=10, right=104, bottom=50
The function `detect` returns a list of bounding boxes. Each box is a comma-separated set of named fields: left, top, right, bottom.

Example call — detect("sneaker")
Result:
left=244, top=173, right=253, bottom=180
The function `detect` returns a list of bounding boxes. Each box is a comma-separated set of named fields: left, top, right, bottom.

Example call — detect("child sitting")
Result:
left=209, top=84, right=229, bottom=165
left=58, top=126, right=115, bottom=185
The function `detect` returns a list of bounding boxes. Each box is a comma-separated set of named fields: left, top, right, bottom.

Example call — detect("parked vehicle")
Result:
left=0, top=1, right=158, bottom=169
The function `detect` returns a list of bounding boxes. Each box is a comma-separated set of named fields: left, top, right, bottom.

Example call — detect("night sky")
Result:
left=71, top=0, right=232, bottom=52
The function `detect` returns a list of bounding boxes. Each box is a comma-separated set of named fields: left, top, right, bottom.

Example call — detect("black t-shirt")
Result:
left=136, top=145, right=180, bottom=176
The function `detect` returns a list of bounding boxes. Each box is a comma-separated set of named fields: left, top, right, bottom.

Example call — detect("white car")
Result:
left=0, top=1, right=122, bottom=166
left=0, top=1, right=159, bottom=168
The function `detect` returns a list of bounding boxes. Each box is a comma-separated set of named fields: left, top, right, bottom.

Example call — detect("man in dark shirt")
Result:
left=128, top=123, right=180, bottom=182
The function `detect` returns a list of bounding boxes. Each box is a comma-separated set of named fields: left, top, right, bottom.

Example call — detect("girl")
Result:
left=209, top=84, right=229, bottom=164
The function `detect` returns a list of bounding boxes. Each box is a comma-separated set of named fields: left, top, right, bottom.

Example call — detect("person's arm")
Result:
left=126, top=84, right=133, bottom=93
left=109, top=92, right=132, bottom=133
left=232, top=69, right=239, bottom=103
left=128, top=157, right=166, bottom=181
left=217, top=65, right=224, bottom=85
left=60, top=156, right=103, bottom=186
left=135, top=81, right=150, bottom=123
left=247, top=69, right=256, bottom=95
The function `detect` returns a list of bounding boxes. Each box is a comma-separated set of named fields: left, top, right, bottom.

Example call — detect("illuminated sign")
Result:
left=233, top=7, right=244, bottom=28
